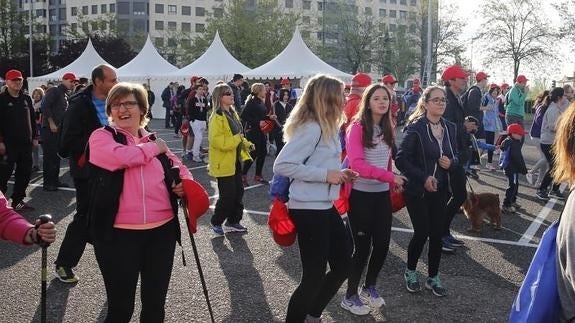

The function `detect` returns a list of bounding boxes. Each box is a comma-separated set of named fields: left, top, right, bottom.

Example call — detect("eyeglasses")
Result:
left=222, top=92, right=233, bottom=96
left=427, top=97, right=447, bottom=105
left=110, top=100, right=139, bottom=110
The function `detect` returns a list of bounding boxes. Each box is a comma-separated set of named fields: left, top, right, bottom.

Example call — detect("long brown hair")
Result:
left=353, top=84, right=394, bottom=149
left=552, top=101, right=575, bottom=187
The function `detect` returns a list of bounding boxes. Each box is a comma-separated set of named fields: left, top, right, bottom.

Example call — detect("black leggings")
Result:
left=346, top=189, right=392, bottom=298
left=485, top=131, right=495, bottom=163
left=286, top=207, right=352, bottom=322
left=538, top=143, right=560, bottom=192
left=242, top=130, right=267, bottom=177
left=443, top=166, right=467, bottom=237
left=405, top=189, right=448, bottom=277
left=212, top=162, right=244, bottom=226
left=94, top=219, right=177, bottom=323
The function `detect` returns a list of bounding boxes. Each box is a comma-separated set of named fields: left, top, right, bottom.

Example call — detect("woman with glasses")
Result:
left=88, top=82, right=192, bottom=322
left=396, top=85, right=459, bottom=297
left=208, top=83, right=254, bottom=236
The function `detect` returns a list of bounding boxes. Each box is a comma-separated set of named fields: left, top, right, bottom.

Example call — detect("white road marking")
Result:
left=9, top=181, right=77, bottom=192
left=518, top=183, right=566, bottom=244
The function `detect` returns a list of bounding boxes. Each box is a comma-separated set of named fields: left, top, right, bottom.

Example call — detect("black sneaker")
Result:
left=536, top=190, right=549, bottom=201
left=441, top=237, right=455, bottom=253
left=55, top=266, right=79, bottom=283
left=447, top=234, right=465, bottom=247
left=404, top=269, right=421, bottom=293
left=549, top=190, right=565, bottom=200
left=425, top=276, right=447, bottom=297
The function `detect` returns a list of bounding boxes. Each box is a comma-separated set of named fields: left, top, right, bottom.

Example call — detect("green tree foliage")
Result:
left=378, top=28, right=419, bottom=84
left=50, top=35, right=136, bottom=70
left=477, top=0, right=558, bottom=82
left=191, top=0, right=299, bottom=68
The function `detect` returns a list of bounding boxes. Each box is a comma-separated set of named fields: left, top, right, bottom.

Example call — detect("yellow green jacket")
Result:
left=208, top=108, right=253, bottom=177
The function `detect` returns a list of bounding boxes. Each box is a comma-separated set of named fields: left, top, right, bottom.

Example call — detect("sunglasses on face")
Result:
left=222, top=92, right=233, bottom=96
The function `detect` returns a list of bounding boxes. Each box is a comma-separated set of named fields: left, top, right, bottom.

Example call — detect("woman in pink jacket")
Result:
left=0, top=191, right=55, bottom=245
left=88, top=83, right=192, bottom=323
left=340, top=84, right=406, bottom=315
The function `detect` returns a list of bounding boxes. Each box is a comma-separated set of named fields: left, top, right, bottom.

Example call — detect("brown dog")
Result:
left=461, top=192, right=501, bottom=232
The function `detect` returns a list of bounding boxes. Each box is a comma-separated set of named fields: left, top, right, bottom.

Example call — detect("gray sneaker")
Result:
left=223, top=222, right=248, bottom=233
left=404, top=269, right=421, bottom=293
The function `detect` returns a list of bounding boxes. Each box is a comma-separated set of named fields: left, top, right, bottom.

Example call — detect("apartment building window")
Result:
left=101, top=4, right=106, bottom=13
left=317, top=2, right=323, bottom=10
left=168, top=21, right=176, bottom=31
left=182, top=22, right=191, bottom=32
left=117, top=2, right=129, bottom=15
left=59, top=24, right=66, bottom=33
left=134, top=19, right=146, bottom=31
left=59, top=7, right=66, bottom=19
left=389, top=24, right=396, bottom=31
left=365, top=7, right=372, bottom=15
left=49, top=25, right=56, bottom=34
left=182, top=6, right=191, bottom=15
left=195, top=7, right=205, bottom=16
left=379, top=8, right=386, bottom=16
left=155, top=21, right=164, bottom=30
left=155, top=37, right=164, bottom=47
left=168, top=5, right=176, bottom=14
left=36, top=9, right=45, bottom=17
left=91, top=5, right=97, bottom=14
left=110, top=3, right=115, bottom=13
left=195, top=23, right=205, bottom=32
left=167, top=38, right=177, bottom=47
left=82, top=6, right=88, bottom=15
left=71, top=7, right=77, bottom=16
left=285, top=0, right=293, bottom=8
left=91, top=21, right=98, bottom=30
left=49, top=9, right=55, bottom=21
left=302, top=16, right=310, bottom=24
left=400, top=0, right=406, bottom=4
left=70, top=23, right=77, bottom=32
left=213, top=7, right=223, bottom=17
left=389, top=9, right=396, bottom=18
left=155, top=4, right=164, bottom=14
left=134, top=2, right=146, bottom=15
left=410, top=0, right=417, bottom=5
left=390, top=0, right=396, bottom=3
left=399, top=10, right=407, bottom=20
left=303, top=0, right=310, bottom=9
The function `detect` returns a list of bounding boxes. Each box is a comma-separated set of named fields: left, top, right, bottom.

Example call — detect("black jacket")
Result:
left=0, top=91, right=36, bottom=147
left=241, top=97, right=268, bottom=133
left=462, top=85, right=483, bottom=124
left=396, top=117, right=459, bottom=197
left=272, top=101, right=292, bottom=126
left=228, top=82, right=243, bottom=109
left=443, top=87, right=470, bottom=164
left=58, top=85, right=103, bottom=179
left=42, top=84, right=69, bottom=128
left=500, top=137, right=527, bottom=175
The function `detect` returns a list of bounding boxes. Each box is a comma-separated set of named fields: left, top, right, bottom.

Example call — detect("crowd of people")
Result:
left=2, top=62, right=575, bottom=322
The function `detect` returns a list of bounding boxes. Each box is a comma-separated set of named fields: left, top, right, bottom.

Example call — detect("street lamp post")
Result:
left=29, top=0, right=34, bottom=77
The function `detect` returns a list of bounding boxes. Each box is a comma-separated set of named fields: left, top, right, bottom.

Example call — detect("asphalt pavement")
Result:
left=0, top=118, right=565, bottom=322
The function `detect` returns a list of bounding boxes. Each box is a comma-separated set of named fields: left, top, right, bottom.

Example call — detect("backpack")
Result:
left=461, top=85, right=480, bottom=110
left=499, top=142, right=510, bottom=169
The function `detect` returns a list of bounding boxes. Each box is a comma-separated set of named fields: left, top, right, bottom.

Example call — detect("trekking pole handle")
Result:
left=36, top=214, right=52, bottom=247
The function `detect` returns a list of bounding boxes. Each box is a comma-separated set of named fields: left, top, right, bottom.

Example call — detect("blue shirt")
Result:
left=92, top=97, right=108, bottom=126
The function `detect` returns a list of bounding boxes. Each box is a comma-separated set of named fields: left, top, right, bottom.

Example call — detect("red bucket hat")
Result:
left=268, top=199, right=296, bottom=247
left=182, top=178, right=209, bottom=233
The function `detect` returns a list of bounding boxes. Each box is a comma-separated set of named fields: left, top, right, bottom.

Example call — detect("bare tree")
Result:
left=476, top=0, right=558, bottom=82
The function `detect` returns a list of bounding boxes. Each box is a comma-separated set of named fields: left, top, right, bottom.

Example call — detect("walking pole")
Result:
left=37, top=214, right=52, bottom=323
left=170, top=168, right=215, bottom=323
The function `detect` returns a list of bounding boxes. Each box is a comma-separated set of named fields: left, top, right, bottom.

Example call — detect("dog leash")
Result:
left=466, top=177, right=476, bottom=194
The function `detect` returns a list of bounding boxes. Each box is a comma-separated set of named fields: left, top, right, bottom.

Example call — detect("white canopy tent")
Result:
left=243, top=27, right=352, bottom=82
left=28, top=39, right=109, bottom=90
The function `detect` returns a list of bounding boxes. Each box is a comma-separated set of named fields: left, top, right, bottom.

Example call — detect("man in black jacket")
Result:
left=228, top=74, right=244, bottom=110
left=0, top=69, right=37, bottom=211
left=41, top=72, right=76, bottom=191
left=441, top=65, right=472, bottom=253
left=54, top=64, right=117, bottom=283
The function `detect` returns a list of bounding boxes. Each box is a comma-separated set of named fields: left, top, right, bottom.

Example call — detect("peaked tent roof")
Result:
left=244, top=27, right=352, bottom=80
left=171, top=31, right=250, bottom=78
left=117, top=35, right=178, bottom=78
left=29, top=39, right=109, bottom=81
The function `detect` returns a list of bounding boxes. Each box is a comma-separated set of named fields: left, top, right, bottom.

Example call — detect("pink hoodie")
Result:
left=0, top=191, right=33, bottom=244
left=89, top=127, right=192, bottom=228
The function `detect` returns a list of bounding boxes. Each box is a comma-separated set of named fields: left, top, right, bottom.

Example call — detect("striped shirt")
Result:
left=353, top=125, right=392, bottom=192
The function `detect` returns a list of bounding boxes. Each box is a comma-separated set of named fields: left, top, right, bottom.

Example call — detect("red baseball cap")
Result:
left=501, top=83, right=510, bottom=89
left=412, top=78, right=420, bottom=86
left=381, top=74, right=398, bottom=84
left=507, top=123, right=525, bottom=136
left=351, top=73, right=371, bottom=88
left=489, top=83, right=500, bottom=90
left=280, top=78, right=290, bottom=85
left=516, top=75, right=528, bottom=84
left=182, top=178, right=209, bottom=234
left=190, top=75, right=201, bottom=84
left=62, top=72, right=77, bottom=81
left=441, top=65, right=469, bottom=81
left=475, top=71, right=490, bottom=82
left=5, top=69, right=23, bottom=81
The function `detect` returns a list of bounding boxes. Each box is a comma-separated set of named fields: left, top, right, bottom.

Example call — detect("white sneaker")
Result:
left=340, top=295, right=370, bottom=315
left=360, top=286, right=386, bottom=308
left=526, top=172, right=534, bottom=186
left=486, top=163, right=496, bottom=171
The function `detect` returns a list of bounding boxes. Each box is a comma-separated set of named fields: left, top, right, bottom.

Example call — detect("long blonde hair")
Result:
left=245, top=83, right=265, bottom=104
left=553, top=101, right=575, bottom=186
left=406, top=85, right=446, bottom=125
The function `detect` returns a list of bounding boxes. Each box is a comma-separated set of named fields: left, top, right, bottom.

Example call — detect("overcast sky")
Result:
left=442, top=0, right=571, bottom=84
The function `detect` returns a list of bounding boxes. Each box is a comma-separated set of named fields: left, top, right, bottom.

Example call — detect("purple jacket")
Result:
left=529, top=104, right=546, bottom=139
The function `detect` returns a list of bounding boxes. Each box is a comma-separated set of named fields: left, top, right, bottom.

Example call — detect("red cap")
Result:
left=475, top=71, right=490, bottom=82
left=501, top=83, right=510, bottom=89
left=489, top=83, right=500, bottom=90
left=190, top=75, right=201, bottom=84
left=351, top=73, right=372, bottom=88
left=182, top=178, right=209, bottom=234
left=268, top=199, right=296, bottom=247
left=280, top=78, right=290, bottom=85
left=516, top=75, right=528, bottom=84
left=381, top=74, right=398, bottom=84
left=412, top=78, right=420, bottom=86
left=507, top=123, right=525, bottom=136
left=5, top=69, right=23, bottom=81
left=62, top=72, right=77, bottom=81
left=441, top=65, right=469, bottom=81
